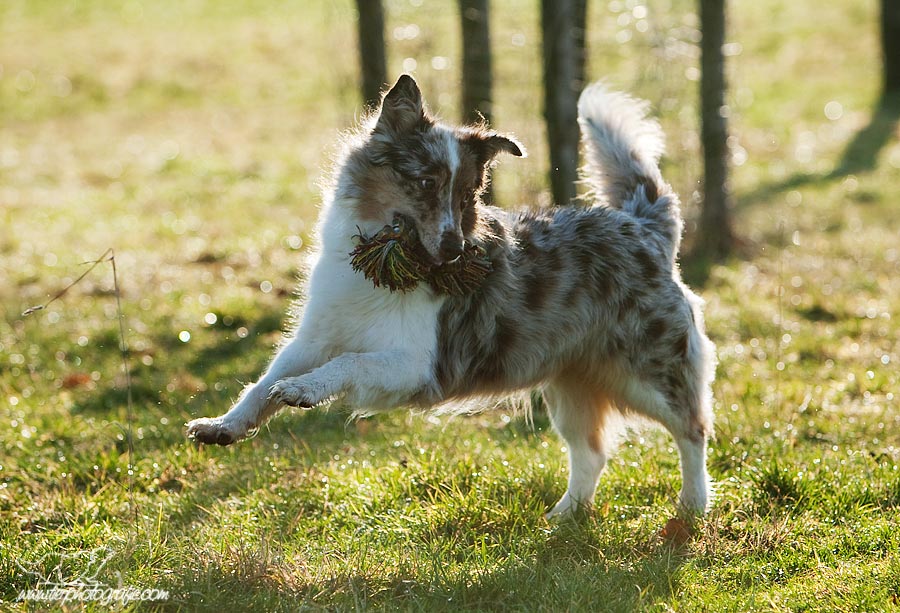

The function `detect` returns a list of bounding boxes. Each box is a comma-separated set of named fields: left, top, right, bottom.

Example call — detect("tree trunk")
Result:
left=459, top=0, right=493, bottom=125
left=883, top=0, right=900, bottom=94
left=697, top=0, right=733, bottom=259
left=540, top=0, right=587, bottom=207
left=356, top=0, right=387, bottom=108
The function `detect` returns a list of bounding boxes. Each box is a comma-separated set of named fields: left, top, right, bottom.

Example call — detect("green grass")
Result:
left=2, top=0, right=900, bottom=610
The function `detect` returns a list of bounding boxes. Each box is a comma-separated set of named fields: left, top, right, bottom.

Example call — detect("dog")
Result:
left=186, top=74, right=716, bottom=518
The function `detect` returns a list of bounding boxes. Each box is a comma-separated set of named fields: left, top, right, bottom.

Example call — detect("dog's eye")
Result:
left=417, top=177, right=436, bottom=191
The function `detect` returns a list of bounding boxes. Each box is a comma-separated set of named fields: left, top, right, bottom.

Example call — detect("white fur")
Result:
left=186, top=192, right=446, bottom=442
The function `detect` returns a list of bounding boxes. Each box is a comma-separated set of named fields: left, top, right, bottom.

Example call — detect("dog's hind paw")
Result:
left=186, top=417, right=239, bottom=446
left=545, top=492, right=591, bottom=520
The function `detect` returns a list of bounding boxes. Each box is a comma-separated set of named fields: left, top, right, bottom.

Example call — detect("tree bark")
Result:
left=883, top=0, right=900, bottom=94
left=540, top=0, right=587, bottom=206
left=356, top=0, right=387, bottom=108
left=459, top=0, right=493, bottom=124
left=697, top=0, right=733, bottom=259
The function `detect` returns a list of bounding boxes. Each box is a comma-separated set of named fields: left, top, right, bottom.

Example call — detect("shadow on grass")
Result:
left=682, top=93, right=900, bottom=287
left=154, top=526, right=688, bottom=612
left=739, top=92, right=900, bottom=210
left=151, top=422, right=690, bottom=611
left=358, top=544, right=684, bottom=611
left=184, top=309, right=284, bottom=376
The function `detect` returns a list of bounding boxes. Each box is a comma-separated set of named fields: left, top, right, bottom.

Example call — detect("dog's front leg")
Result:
left=269, top=350, right=433, bottom=411
left=186, top=336, right=327, bottom=445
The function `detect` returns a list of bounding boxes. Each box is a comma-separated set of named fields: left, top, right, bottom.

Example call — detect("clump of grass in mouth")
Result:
left=349, top=214, right=493, bottom=296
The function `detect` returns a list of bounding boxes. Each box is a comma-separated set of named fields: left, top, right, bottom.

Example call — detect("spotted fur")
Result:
left=186, top=75, right=717, bottom=518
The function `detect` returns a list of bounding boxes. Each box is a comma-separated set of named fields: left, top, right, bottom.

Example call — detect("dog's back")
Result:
left=435, top=85, right=707, bottom=406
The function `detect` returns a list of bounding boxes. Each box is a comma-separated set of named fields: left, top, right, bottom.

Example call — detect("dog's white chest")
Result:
left=301, top=248, right=444, bottom=357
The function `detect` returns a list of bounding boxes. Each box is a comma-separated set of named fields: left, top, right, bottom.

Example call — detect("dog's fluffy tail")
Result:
left=577, top=83, right=682, bottom=259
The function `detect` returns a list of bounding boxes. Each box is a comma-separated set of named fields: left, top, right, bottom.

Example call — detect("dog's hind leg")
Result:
left=673, top=431, right=709, bottom=514
left=544, top=381, right=619, bottom=519
left=619, top=374, right=712, bottom=515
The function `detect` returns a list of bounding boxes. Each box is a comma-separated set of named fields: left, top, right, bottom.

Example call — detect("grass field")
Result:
left=2, top=0, right=900, bottom=610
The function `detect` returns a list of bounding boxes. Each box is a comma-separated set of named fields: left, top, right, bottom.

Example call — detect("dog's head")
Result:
left=352, top=75, right=524, bottom=265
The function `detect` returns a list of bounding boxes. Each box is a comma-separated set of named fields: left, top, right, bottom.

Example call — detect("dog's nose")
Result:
left=438, top=232, right=464, bottom=263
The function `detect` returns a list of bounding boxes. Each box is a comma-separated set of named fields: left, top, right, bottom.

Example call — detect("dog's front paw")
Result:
left=268, top=377, right=317, bottom=409
left=186, top=417, right=240, bottom=446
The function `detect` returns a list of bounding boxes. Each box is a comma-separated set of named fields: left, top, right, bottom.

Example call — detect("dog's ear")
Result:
left=463, top=129, right=526, bottom=166
left=374, top=74, right=426, bottom=135
left=483, top=133, right=525, bottom=159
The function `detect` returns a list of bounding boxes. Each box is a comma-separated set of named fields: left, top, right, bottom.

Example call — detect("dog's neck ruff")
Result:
left=349, top=214, right=492, bottom=296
